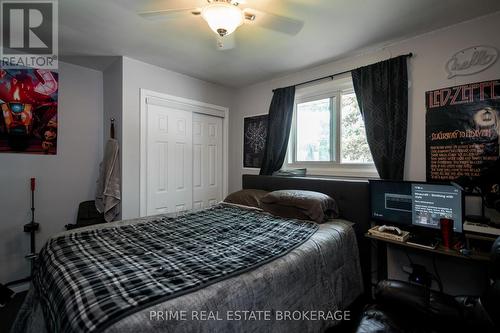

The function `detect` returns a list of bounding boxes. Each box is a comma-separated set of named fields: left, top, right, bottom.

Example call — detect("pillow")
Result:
left=260, top=202, right=311, bottom=221
left=260, top=190, right=339, bottom=223
left=223, top=189, right=269, bottom=208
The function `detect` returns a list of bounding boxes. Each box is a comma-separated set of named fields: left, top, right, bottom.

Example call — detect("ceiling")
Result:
left=59, top=0, right=500, bottom=87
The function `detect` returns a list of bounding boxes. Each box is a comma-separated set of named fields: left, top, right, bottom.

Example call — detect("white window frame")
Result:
left=285, top=75, right=379, bottom=178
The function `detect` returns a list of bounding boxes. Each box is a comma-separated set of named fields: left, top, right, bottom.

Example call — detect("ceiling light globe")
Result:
left=201, top=3, right=244, bottom=37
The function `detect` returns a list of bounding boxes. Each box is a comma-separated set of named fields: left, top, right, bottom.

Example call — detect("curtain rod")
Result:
left=273, top=52, right=413, bottom=92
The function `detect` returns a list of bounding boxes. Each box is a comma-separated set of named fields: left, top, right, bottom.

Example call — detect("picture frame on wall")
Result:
left=425, top=79, right=500, bottom=182
left=0, top=68, right=59, bottom=155
left=243, top=114, right=268, bottom=169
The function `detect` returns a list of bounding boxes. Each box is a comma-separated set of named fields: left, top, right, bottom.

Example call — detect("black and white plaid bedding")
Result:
left=33, top=204, right=319, bottom=333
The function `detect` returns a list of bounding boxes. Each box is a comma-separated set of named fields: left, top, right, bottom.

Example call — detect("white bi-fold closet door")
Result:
left=143, top=92, right=225, bottom=217
left=146, top=104, right=193, bottom=215
left=192, top=113, right=223, bottom=210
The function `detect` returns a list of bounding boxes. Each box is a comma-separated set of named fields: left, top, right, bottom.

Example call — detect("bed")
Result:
left=13, top=175, right=370, bottom=333
left=241, top=175, right=371, bottom=289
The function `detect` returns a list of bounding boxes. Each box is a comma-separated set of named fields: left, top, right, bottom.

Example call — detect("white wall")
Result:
left=102, top=58, right=123, bottom=219
left=121, top=57, right=235, bottom=219
left=103, top=58, right=123, bottom=147
left=228, top=12, right=500, bottom=193
left=0, top=62, right=104, bottom=283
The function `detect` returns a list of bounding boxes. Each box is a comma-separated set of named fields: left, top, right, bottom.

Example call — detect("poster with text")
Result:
left=243, top=114, right=268, bottom=168
left=0, top=68, right=58, bottom=154
left=426, top=79, right=500, bottom=182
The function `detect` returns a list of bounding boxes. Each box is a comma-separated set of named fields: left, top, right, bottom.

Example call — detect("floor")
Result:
left=0, top=291, right=26, bottom=333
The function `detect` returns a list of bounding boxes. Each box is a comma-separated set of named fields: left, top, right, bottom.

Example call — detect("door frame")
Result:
left=139, top=88, right=229, bottom=217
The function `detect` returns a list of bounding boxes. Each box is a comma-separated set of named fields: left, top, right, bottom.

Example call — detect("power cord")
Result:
left=432, top=254, right=444, bottom=292
left=404, top=248, right=414, bottom=265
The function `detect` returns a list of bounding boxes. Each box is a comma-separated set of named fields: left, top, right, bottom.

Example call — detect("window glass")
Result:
left=296, top=98, right=331, bottom=162
left=287, top=77, right=377, bottom=177
left=340, top=92, right=373, bottom=163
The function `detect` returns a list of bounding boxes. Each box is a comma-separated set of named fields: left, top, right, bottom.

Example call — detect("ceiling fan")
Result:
left=138, top=0, right=304, bottom=50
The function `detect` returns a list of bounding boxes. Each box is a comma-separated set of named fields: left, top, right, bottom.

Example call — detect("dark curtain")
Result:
left=259, top=86, right=296, bottom=175
left=352, top=55, right=409, bottom=180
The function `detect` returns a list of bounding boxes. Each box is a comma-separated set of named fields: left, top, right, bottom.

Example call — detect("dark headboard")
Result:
left=242, top=174, right=371, bottom=294
left=242, top=174, right=370, bottom=234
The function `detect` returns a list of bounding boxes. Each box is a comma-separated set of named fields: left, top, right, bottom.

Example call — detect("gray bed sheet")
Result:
left=13, top=211, right=363, bottom=333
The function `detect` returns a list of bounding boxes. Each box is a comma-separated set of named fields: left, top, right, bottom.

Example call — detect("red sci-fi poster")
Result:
left=0, top=68, right=58, bottom=154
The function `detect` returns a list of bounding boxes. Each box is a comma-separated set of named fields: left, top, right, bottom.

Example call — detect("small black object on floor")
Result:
left=0, top=291, right=27, bottom=333
left=65, top=200, right=106, bottom=230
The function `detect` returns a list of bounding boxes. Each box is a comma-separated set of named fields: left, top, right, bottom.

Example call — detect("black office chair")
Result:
left=65, top=200, right=106, bottom=230
left=355, top=237, right=500, bottom=333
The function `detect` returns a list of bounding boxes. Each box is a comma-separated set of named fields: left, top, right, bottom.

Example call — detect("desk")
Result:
left=366, top=233, right=490, bottom=281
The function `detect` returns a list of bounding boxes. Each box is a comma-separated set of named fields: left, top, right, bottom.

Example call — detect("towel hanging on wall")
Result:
left=95, top=119, right=121, bottom=222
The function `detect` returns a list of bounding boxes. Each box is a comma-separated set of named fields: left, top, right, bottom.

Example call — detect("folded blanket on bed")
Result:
left=33, top=204, right=319, bottom=333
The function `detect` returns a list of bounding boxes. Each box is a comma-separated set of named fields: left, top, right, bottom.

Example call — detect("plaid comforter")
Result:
left=33, top=204, right=319, bottom=333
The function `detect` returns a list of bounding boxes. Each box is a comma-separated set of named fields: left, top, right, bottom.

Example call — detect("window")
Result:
left=287, top=76, right=377, bottom=177
left=340, top=92, right=373, bottom=164
left=296, top=98, right=332, bottom=162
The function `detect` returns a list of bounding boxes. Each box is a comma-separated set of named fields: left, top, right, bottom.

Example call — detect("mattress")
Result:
left=13, top=204, right=363, bottom=333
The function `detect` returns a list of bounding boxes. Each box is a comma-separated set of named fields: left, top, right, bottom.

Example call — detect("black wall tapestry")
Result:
left=426, top=79, right=500, bottom=182
left=243, top=114, right=268, bottom=168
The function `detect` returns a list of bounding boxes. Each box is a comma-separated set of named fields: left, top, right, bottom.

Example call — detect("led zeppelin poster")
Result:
left=426, top=79, right=500, bottom=182
left=0, top=68, right=58, bottom=154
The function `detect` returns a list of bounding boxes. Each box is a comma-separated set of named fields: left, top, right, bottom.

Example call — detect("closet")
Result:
left=140, top=90, right=227, bottom=216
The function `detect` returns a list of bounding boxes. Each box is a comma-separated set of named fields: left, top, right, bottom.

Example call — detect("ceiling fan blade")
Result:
left=245, top=9, right=303, bottom=35
left=138, top=8, right=200, bottom=21
left=216, top=34, right=236, bottom=51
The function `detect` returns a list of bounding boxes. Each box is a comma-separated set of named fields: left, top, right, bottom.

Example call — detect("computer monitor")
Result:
left=370, top=180, right=464, bottom=233
left=370, top=180, right=413, bottom=227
